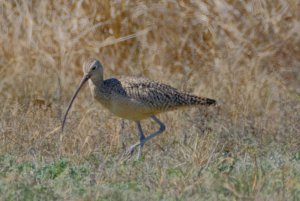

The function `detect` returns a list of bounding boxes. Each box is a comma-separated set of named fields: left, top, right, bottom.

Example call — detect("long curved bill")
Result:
left=61, top=75, right=90, bottom=132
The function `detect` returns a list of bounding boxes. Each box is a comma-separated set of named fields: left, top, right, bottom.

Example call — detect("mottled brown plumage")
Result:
left=89, top=76, right=215, bottom=121
left=62, top=58, right=216, bottom=159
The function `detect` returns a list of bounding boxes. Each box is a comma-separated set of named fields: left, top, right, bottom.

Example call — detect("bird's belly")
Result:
left=98, top=97, right=156, bottom=121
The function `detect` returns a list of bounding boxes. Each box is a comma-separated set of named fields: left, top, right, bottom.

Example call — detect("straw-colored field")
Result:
left=0, top=1, right=299, bottom=200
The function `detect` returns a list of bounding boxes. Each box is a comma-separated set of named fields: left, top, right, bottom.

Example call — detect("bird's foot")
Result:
left=120, top=144, right=136, bottom=161
left=121, top=143, right=142, bottom=161
left=126, top=144, right=136, bottom=156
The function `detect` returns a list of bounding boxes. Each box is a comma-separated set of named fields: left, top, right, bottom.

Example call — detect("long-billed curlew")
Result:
left=62, top=58, right=216, bottom=159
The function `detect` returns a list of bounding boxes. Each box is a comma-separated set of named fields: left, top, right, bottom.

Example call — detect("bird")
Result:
left=62, top=58, right=216, bottom=159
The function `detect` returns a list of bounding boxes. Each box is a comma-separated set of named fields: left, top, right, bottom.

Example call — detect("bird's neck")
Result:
left=90, top=76, right=103, bottom=87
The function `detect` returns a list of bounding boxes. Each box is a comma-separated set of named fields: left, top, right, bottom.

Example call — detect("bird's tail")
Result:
left=180, top=93, right=216, bottom=107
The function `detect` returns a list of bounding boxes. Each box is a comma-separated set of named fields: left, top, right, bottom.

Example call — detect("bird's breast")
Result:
left=88, top=79, right=160, bottom=121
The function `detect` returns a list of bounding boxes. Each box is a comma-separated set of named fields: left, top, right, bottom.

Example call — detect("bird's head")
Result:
left=83, top=58, right=103, bottom=82
left=61, top=58, right=103, bottom=132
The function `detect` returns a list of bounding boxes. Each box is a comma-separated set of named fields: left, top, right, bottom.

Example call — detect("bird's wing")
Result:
left=118, top=77, right=188, bottom=111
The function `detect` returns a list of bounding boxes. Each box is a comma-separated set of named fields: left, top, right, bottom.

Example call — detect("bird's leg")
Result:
left=136, top=122, right=145, bottom=160
left=126, top=121, right=144, bottom=159
left=142, top=115, right=166, bottom=145
left=126, top=116, right=166, bottom=159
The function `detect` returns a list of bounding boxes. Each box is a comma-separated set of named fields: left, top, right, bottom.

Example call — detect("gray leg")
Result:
left=140, top=116, right=166, bottom=146
left=137, top=121, right=145, bottom=159
left=127, top=115, right=166, bottom=159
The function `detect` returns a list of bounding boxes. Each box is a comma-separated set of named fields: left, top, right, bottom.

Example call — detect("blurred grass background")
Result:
left=0, top=0, right=299, bottom=200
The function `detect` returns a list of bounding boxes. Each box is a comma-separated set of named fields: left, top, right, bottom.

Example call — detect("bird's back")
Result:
left=93, top=76, right=216, bottom=121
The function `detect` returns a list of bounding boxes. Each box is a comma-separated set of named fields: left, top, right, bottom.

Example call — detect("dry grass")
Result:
left=0, top=0, right=299, bottom=200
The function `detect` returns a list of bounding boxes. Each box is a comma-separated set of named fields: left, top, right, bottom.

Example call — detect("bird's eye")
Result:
left=91, top=66, right=96, bottom=70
